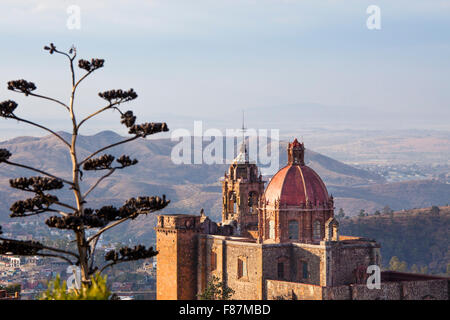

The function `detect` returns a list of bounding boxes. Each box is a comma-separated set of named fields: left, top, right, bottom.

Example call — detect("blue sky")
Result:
left=0, top=0, right=449, bottom=139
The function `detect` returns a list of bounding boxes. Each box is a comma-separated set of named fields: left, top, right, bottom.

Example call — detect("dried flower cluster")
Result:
left=0, top=149, right=12, bottom=162
left=120, top=110, right=136, bottom=128
left=121, top=195, right=169, bottom=215
left=78, top=58, right=105, bottom=72
left=45, top=213, right=106, bottom=230
left=10, top=176, right=64, bottom=192
left=0, top=239, right=44, bottom=256
left=10, top=194, right=59, bottom=217
left=43, top=43, right=57, bottom=54
left=7, top=79, right=37, bottom=96
left=105, top=245, right=158, bottom=263
left=116, top=155, right=138, bottom=167
left=83, top=154, right=138, bottom=171
left=128, top=122, right=169, bottom=137
left=0, top=100, right=18, bottom=117
left=98, top=89, right=137, bottom=103
left=83, top=154, right=115, bottom=171
left=45, top=195, right=169, bottom=230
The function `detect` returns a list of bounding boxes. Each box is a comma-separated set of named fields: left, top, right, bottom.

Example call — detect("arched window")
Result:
left=210, top=252, right=217, bottom=272
left=277, top=262, right=284, bottom=279
left=299, top=260, right=308, bottom=279
left=228, top=192, right=237, bottom=213
left=237, top=257, right=248, bottom=279
left=288, top=220, right=299, bottom=240
left=313, top=220, right=321, bottom=240
left=248, top=192, right=258, bottom=214
left=269, top=220, right=275, bottom=239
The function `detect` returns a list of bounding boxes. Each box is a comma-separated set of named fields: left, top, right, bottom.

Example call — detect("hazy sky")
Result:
left=0, top=0, right=449, bottom=139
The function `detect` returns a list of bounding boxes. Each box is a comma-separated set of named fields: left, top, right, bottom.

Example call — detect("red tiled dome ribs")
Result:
left=263, top=138, right=331, bottom=207
left=264, top=164, right=329, bottom=206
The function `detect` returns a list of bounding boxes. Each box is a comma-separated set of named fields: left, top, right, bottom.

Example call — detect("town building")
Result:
left=155, top=138, right=449, bottom=300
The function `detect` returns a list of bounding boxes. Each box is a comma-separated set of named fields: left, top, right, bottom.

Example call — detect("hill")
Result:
left=0, top=131, right=449, bottom=244
left=330, top=179, right=450, bottom=215
left=339, top=206, right=450, bottom=275
left=0, top=131, right=386, bottom=219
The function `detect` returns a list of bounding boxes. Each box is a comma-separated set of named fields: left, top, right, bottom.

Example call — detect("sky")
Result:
left=0, top=0, right=449, bottom=139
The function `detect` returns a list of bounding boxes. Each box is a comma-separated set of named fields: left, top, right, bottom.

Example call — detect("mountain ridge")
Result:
left=0, top=131, right=448, bottom=243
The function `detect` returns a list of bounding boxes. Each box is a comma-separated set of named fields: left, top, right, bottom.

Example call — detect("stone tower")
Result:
left=221, top=139, right=265, bottom=238
left=155, top=214, right=200, bottom=300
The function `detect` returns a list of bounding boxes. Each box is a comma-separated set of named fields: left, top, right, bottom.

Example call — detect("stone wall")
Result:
left=177, top=228, right=199, bottom=300
left=223, top=241, right=262, bottom=300
left=322, top=279, right=449, bottom=300
left=401, top=279, right=448, bottom=300
left=266, top=280, right=323, bottom=300
left=292, top=243, right=326, bottom=286
left=328, top=240, right=380, bottom=286
left=198, top=235, right=263, bottom=300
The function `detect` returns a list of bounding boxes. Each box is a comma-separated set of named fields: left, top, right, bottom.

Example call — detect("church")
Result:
left=155, top=138, right=449, bottom=300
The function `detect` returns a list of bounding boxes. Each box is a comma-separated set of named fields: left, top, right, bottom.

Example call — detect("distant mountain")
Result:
left=0, top=131, right=448, bottom=243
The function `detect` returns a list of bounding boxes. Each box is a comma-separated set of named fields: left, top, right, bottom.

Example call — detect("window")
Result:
left=332, top=224, right=338, bottom=240
left=229, top=192, right=237, bottom=213
left=237, top=167, right=247, bottom=179
left=237, top=257, right=247, bottom=279
left=210, top=252, right=217, bottom=271
left=288, top=220, right=299, bottom=240
left=248, top=192, right=258, bottom=214
left=277, top=262, right=284, bottom=279
left=301, top=261, right=308, bottom=279
left=313, top=220, right=321, bottom=240
left=269, top=220, right=275, bottom=239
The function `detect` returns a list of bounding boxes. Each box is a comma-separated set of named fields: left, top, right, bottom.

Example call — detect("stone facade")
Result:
left=155, top=138, right=449, bottom=300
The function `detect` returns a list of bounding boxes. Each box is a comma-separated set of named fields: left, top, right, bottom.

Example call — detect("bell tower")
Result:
left=221, top=118, right=265, bottom=238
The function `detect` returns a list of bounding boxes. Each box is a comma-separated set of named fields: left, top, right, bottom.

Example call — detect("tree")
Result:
left=0, top=43, right=170, bottom=291
left=389, top=256, right=400, bottom=271
left=382, top=205, right=393, bottom=215
left=358, top=209, right=366, bottom=217
left=40, top=273, right=111, bottom=300
left=410, top=264, right=419, bottom=274
left=389, top=256, right=408, bottom=272
left=198, top=276, right=235, bottom=300
left=430, top=206, right=440, bottom=215
left=389, top=256, right=407, bottom=272
left=374, top=210, right=381, bottom=216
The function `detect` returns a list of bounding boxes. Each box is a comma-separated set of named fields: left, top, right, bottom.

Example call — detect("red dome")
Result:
left=264, top=164, right=329, bottom=206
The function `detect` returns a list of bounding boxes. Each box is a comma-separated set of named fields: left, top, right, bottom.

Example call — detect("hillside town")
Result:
left=0, top=221, right=156, bottom=300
